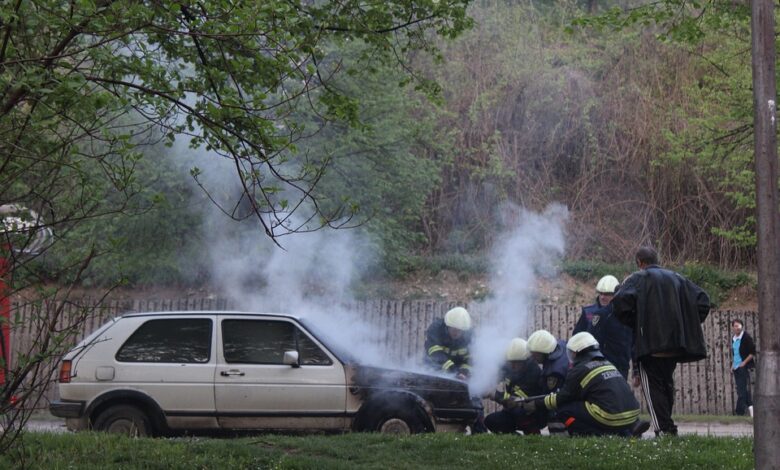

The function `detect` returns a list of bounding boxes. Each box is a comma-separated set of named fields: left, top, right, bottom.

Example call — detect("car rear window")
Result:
left=222, top=319, right=332, bottom=365
left=115, top=318, right=212, bottom=363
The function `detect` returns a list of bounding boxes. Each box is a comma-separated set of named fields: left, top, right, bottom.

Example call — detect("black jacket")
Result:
left=612, top=265, right=711, bottom=363
left=573, top=300, right=633, bottom=378
left=494, top=361, right=544, bottom=405
left=536, top=351, right=640, bottom=428
left=424, top=318, right=472, bottom=375
left=735, top=332, right=756, bottom=369
left=540, top=340, right=570, bottom=393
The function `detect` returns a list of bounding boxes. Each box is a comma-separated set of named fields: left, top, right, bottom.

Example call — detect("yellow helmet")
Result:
left=527, top=330, right=557, bottom=354
left=444, top=307, right=472, bottom=331
left=506, top=338, right=530, bottom=361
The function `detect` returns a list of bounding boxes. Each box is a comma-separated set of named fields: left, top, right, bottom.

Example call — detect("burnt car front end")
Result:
left=346, top=364, right=481, bottom=433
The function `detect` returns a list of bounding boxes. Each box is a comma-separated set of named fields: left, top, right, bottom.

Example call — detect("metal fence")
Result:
left=8, top=298, right=757, bottom=415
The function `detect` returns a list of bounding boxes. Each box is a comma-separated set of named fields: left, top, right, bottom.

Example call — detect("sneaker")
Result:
left=630, top=420, right=650, bottom=437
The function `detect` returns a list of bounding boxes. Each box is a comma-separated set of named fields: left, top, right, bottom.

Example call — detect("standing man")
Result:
left=424, top=306, right=473, bottom=379
left=612, top=246, right=711, bottom=436
left=573, top=275, right=633, bottom=379
left=730, top=319, right=756, bottom=417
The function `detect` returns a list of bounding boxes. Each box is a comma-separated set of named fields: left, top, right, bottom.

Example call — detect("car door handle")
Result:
left=220, top=370, right=245, bottom=377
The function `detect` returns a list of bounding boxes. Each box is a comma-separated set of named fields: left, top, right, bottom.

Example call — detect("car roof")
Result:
left=119, top=311, right=301, bottom=321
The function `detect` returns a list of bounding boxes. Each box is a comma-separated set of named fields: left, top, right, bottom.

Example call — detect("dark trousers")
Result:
left=733, top=367, right=753, bottom=415
left=556, top=402, right=632, bottom=437
left=638, top=356, right=678, bottom=435
left=485, top=407, right=544, bottom=435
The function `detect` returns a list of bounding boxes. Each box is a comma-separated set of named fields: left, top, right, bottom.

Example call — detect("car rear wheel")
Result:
left=93, top=405, right=152, bottom=437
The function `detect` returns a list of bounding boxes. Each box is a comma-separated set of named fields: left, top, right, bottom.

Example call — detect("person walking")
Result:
left=573, top=275, right=633, bottom=379
left=730, top=319, right=756, bottom=417
left=611, top=246, right=711, bottom=436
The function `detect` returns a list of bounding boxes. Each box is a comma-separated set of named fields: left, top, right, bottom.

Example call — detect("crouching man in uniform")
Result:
left=424, top=307, right=473, bottom=379
left=522, top=332, right=650, bottom=437
left=485, top=338, right=545, bottom=435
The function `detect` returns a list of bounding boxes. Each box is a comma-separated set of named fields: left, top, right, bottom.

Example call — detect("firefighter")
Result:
left=522, top=332, right=650, bottom=437
left=424, top=307, right=473, bottom=379
left=573, top=275, right=633, bottom=379
left=527, top=329, right=569, bottom=393
left=485, top=338, right=546, bottom=435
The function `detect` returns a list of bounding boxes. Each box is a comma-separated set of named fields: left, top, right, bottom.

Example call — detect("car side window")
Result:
left=297, top=331, right=333, bottom=366
left=116, top=318, right=212, bottom=363
left=222, top=319, right=332, bottom=365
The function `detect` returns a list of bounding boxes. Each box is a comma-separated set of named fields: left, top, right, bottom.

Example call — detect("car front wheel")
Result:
left=375, top=407, right=427, bottom=435
left=93, top=404, right=152, bottom=437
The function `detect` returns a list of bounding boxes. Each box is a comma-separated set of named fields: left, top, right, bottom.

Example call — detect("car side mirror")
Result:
left=283, top=350, right=300, bottom=368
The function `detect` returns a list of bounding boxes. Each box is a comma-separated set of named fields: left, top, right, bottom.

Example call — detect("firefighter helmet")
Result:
left=567, top=332, right=599, bottom=362
left=527, top=330, right=557, bottom=354
left=506, top=338, right=530, bottom=361
left=444, top=307, right=472, bottom=331
left=596, top=275, right=619, bottom=294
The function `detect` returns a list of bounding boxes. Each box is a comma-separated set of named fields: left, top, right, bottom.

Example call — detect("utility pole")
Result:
left=751, top=0, right=780, bottom=467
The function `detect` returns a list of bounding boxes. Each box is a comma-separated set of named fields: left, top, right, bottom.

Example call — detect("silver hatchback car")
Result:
left=50, top=311, right=481, bottom=436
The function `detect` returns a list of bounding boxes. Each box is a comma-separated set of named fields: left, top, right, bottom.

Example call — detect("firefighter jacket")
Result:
left=494, top=361, right=544, bottom=405
left=573, top=300, right=633, bottom=377
left=536, top=351, right=640, bottom=428
left=424, top=318, right=472, bottom=375
left=540, top=340, right=569, bottom=393
left=612, top=265, right=711, bottom=363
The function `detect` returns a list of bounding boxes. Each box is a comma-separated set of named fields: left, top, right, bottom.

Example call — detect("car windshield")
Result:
left=297, top=317, right=358, bottom=364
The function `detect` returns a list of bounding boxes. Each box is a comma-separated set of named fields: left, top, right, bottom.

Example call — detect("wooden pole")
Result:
left=750, top=0, right=780, bottom=467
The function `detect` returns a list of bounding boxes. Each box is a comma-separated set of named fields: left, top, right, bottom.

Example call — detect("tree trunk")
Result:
left=750, top=0, right=780, bottom=468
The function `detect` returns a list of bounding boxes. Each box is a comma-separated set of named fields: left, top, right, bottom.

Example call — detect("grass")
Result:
left=1, top=431, right=754, bottom=469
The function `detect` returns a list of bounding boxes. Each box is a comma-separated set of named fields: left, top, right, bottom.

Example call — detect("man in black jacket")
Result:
left=611, top=246, right=711, bottom=436
left=486, top=338, right=546, bottom=435
left=731, top=319, right=756, bottom=416
left=424, top=307, right=473, bottom=379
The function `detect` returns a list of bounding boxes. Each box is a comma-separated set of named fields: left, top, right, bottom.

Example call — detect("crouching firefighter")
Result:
left=424, top=307, right=473, bottom=379
left=485, top=338, right=546, bottom=435
left=521, top=332, right=650, bottom=437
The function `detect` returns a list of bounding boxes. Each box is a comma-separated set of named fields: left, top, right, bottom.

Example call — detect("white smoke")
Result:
left=169, top=138, right=568, bottom=383
left=468, top=203, right=568, bottom=395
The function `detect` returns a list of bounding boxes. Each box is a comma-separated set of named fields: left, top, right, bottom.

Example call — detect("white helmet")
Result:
left=506, top=338, right=530, bottom=361
left=567, top=332, right=599, bottom=353
left=567, top=332, right=599, bottom=362
left=596, top=275, right=619, bottom=294
left=527, top=330, right=557, bottom=354
left=444, top=307, right=472, bottom=331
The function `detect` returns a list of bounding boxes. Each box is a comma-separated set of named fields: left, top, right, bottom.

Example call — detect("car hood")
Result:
left=347, top=364, right=478, bottom=411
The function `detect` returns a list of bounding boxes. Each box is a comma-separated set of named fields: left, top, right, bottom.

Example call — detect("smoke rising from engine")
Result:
left=467, top=203, right=568, bottom=395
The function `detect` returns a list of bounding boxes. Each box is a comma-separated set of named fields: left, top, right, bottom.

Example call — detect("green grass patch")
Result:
left=677, top=263, right=754, bottom=308
left=3, top=431, right=754, bottom=469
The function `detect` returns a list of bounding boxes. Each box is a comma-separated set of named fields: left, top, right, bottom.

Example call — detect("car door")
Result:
left=214, top=315, right=348, bottom=431
left=109, top=315, right=218, bottom=430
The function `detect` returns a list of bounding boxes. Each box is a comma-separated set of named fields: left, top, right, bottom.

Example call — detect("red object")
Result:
left=59, top=360, right=72, bottom=383
left=564, top=416, right=576, bottom=428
